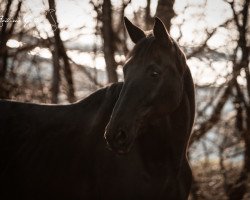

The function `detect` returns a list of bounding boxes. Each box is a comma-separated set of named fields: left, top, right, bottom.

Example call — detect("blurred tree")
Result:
left=101, top=0, right=118, bottom=83
left=143, top=0, right=175, bottom=30
left=90, top=0, right=120, bottom=83
left=155, top=0, right=175, bottom=31
left=188, top=0, right=249, bottom=199
left=227, top=0, right=250, bottom=198
left=0, top=0, right=22, bottom=98
left=47, top=0, right=76, bottom=103
left=145, top=0, right=153, bottom=29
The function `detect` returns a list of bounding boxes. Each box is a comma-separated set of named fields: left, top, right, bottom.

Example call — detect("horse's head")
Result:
left=105, top=17, right=187, bottom=154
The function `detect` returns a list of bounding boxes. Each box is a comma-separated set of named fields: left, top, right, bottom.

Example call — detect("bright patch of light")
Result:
left=29, top=47, right=52, bottom=59
left=95, top=56, right=106, bottom=70
left=68, top=51, right=106, bottom=70
left=170, top=25, right=181, bottom=39
left=115, top=54, right=126, bottom=63
left=188, top=58, right=232, bottom=86
left=7, top=39, right=22, bottom=48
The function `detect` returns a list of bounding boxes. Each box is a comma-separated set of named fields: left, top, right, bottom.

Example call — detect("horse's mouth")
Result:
left=116, top=148, right=131, bottom=155
left=105, top=132, right=134, bottom=155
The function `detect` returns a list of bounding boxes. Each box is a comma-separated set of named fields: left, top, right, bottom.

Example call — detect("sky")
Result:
left=7, top=0, right=235, bottom=85
left=18, top=0, right=232, bottom=43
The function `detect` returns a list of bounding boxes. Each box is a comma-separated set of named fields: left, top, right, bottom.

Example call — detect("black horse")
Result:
left=104, top=17, right=195, bottom=199
left=0, top=17, right=195, bottom=200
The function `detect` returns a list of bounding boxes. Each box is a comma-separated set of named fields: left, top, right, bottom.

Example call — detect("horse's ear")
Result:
left=124, top=17, right=146, bottom=43
left=153, top=17, right=172, bottom=47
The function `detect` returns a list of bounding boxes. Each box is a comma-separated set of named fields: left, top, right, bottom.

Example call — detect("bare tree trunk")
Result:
left=190, top=177, right=200, bottom=200
left=51, top=49, right=60, bottom=103
left=187, top=150, right=200, bottom=200
left=155, top=0, right=175, bottom=31
left=218, top=144, right=232, bottom=196
left=145, top=0, right=153, bottom=29
left=0, top=0, right=13, bottom=78
left=101, top=0, right=118, bottom=83
left=0, top=0, right=22, bottom=99
left=47, top=0, right=76, bottom=103
left=60, top=44, right=75, bottom=102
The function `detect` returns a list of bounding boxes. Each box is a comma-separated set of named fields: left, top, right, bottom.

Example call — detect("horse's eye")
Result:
left=150, top=71, right=160, bottom=78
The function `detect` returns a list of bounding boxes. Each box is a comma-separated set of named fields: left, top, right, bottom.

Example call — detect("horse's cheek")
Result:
left=159, top=80, right=182, bottom=111
left=153, top=93, right=179, bottom=114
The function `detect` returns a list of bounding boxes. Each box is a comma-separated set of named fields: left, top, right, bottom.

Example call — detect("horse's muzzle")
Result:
left=104, top=127, right=132, bottom=154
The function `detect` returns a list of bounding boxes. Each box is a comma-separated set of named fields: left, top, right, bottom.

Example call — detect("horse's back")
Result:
left=0, top=82, right=123, bottom=135
left=0, top=83, right=123, bottom=200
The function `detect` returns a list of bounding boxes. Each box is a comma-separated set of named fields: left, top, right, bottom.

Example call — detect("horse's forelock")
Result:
left=126, top=36, right=158, bottom=64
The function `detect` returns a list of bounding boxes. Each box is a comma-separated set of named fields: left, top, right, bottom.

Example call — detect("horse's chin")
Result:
left=110, top=139, right=135, bottom=155
left=116, top=148, right=131, bottom=155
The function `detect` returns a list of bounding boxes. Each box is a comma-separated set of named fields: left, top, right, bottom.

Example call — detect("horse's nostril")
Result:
left=115, top=129, right=128, bottom=145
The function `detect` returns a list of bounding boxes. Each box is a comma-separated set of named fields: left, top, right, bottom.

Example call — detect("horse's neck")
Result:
left=137, top=116, right=169, bottom=166
left=76, top=83, right=123, bottom=135
left=138, top=82, right=193, bottom=168
left=147, top=67, right=195, bottom=157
